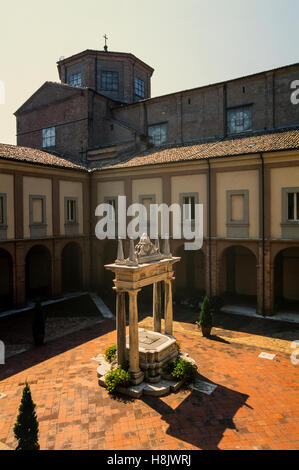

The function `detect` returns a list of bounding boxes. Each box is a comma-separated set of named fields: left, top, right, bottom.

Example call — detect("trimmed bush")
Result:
left=105, top=366, right=131, bottom=394
left=104, top=344, right=117, bottom=363
left=169, top=357, right=197, bottom=384
left=198, top=296, right=213, bottom=328
left=13, top=382, right=39, bottom=450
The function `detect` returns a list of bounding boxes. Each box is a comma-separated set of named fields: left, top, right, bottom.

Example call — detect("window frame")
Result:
left=64, top=197, right=78, bottom=225
left=0, top=193, right=7, bottom=227
left=226, top=189, right=249, bottom=238
left=0, top=193, right=7, bottom=240
left=135, top=76, right=145, bottom=98
left=282, top=188, right=299, bottom=225
left=68, top=72, right=82, bottom=87
left=101, top=71, right=119, bottom=92
left=42, top=126, right=55, bottom=148
left=29, top=195, right=47, bottom=238
left=179, top=193, right=198, bottom=224
left=64, top=197, right=79, bottom=235
left=138, top=194, right=156, bottom=236
left=227, top=105, right=252, bottom=135
left=148, top=122, right=168, bottom=146
left=287, top=191, right=299, bottom=222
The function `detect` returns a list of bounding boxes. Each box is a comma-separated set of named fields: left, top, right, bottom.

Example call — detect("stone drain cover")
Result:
left=189, top=379, right=217, bottom=395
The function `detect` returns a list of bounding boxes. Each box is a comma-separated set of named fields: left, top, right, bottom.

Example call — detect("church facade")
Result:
left=0, top=47, right=299, bottom=316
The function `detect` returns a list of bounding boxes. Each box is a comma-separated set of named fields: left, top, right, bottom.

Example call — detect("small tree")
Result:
left=13, top=382, right=39, bottom=450
left=198, top=296, right=213, bottom=327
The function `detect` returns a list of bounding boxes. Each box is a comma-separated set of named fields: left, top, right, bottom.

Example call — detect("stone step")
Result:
left=143, top=381, right=171, bottom=397
left=97, top=363, right=111, bottom=378
left=146, top=375, right=161, bottom=383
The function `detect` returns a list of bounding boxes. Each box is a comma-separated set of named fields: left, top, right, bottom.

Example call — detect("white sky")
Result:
left=0, top=0, right=298, bottom=144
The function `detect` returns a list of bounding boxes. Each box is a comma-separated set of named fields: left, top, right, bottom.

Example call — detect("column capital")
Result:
left=127, top=289, right=141, bottom=296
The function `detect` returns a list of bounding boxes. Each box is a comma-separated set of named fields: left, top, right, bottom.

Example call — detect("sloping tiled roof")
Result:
left=1, top=128, right=299, bottom=174
left=94, top=128, right=299, bottom=171
left=0, top=144, right=86, bottom=171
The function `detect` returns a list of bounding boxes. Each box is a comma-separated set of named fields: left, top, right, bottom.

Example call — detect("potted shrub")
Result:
left=196, top=295, right=213, bottom=337
left=32, top=300, right=46, bottom=346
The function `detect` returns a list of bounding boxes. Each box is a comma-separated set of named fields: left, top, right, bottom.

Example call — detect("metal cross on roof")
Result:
left=103, top=34, right=108, bottom=52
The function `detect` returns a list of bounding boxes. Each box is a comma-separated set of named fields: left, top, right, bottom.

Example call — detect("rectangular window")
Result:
left=32, top=198, right=43, bottom=223
left=68, top=72, right=82, bottom=87
left=139, top=194, right=156, bottom=234
left=0, top=195, right=5, bottom=225
left=227, top=106, right=252, bottom=134
left=104, top=197, right=117, bottom=222
left=66, top=199, right=77, bottom=223
left=64, top=197, right=78, bottom=236
left=148, top=123, right=167, bottom=146
left=135, top=77, right=145, bottom=98
left=101, top=71, right=119, bottom=91
left=42, top=127, right=55, bottom=148
left=287, top=192, right=299, bottom=221
left=231, top=194, right=244, bottom=221
left=179, top=193, right=199, bottom=228
left=183, top=195, right=196, bottom=221
left=29, top=195, right=47, bottom=238
left=0, top=193, right=7, bottom=240
left=226, top=190, right=249, bottom=238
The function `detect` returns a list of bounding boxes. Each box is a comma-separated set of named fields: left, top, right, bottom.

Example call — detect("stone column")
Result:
left=264, top=241, right=274, bottom=315
left=210, top=239, right=218, bottom=296
left=128, top=289, right=144, bottom=384
left=15, top=242, right=26, bottom=308
left=164, top=279, right=173, bottom=335
left=52, top=239, right=62, bottom=297
left=116, top=291, right=126, bottom=368
left=257, top=242, right=263, bottom=315
left=153, top=281, right=162, bottom=333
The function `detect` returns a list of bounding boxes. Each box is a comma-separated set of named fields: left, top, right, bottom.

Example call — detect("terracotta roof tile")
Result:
left=96, top=128, right=299, bottom=171
left=1, top=128, right=298, bottom=174
left=0, top=144, right=86, bottom=171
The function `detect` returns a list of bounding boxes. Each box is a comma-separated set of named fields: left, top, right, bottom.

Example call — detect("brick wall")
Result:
left=16, top=58, right=299, bottom=163
left=16, top=88, right=90, bottom=161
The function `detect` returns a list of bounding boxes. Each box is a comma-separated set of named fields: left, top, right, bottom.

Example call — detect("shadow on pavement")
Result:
left=143, top=374, right=250, bottom=450
left=0, top=319, right=115, bottom=382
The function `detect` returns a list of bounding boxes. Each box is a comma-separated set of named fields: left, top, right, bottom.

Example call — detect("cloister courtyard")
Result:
left=0, top=295, right=298, bottom=451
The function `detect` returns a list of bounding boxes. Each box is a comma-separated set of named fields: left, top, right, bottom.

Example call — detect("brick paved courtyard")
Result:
left=0, top=312, right=298, bottom=450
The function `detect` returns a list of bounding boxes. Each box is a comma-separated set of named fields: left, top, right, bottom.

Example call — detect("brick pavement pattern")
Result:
left=0, top=318, right=298, bottom=450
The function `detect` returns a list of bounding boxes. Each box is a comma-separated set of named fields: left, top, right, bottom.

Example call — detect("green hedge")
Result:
left=168, top=357, right=197, bottom=384
left=105, top=366, right=131, bottom=394
left=104, top=344, right=117, bottom=363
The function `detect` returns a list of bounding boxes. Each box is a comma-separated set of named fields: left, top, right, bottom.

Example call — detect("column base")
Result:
left=130, top=370, right=144, bottom=385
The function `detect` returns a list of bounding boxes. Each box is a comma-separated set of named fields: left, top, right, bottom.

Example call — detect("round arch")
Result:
left=219, top=245, right=257, bottom=307
left=174, top=244, right=205, bottom=300
left=61, top=242, right=83, bottom=293
left=274, top=246, right=299, bottom=312
left=25, top=245, right=52, bottom=300
left=0, top=248, right=13, bottom=311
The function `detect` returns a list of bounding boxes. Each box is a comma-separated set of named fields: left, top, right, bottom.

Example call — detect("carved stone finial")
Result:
left=115, top=239, right=125, bottom=264
left=154, top=237, right=160, bottom=252
left=127, top=239, right=138, bottom=266
left=162, top=235, right=172, bottom=258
